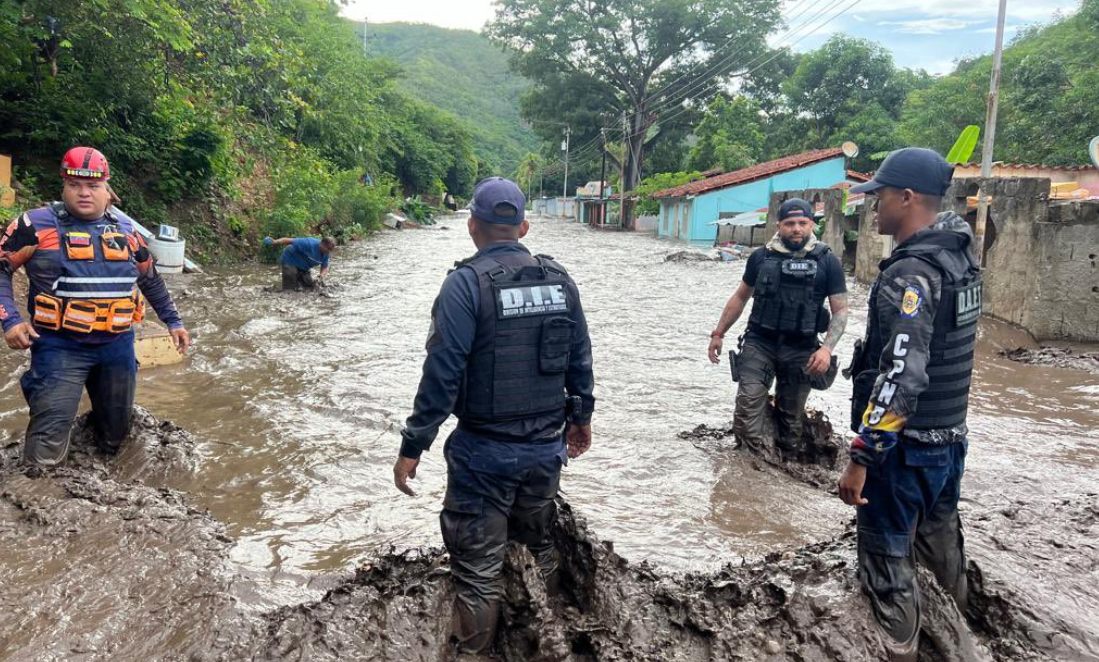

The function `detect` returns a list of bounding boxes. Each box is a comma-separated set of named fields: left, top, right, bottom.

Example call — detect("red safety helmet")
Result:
left=60, top=147, right=110, bottom=181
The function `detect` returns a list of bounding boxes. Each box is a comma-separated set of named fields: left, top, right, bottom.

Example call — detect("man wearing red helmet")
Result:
left=0, top=147, right=192, bottom=466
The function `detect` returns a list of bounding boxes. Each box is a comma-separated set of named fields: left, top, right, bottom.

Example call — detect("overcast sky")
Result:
left=341, top=0, right=1082, bottom=74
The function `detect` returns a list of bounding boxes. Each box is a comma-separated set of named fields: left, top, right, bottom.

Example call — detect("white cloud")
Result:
left=850, top=0, right=1075, bottom=22
left=880, top=18, right=974, bottom=34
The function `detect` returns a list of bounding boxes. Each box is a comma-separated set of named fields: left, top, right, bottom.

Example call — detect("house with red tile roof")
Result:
left=649, top=147, right=848, bottom=243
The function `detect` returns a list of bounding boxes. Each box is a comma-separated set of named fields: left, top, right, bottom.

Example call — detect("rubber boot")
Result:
left=455, top=597, right=500, bottom=655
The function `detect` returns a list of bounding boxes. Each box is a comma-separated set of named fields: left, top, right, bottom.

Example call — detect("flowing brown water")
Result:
left=0, top=214, right=1096, bottom=635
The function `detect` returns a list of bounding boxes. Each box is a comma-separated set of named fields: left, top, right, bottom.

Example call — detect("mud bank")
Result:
left=999, top=346, right=1099, bottom=374
left=0, top=408, right=236, bottom=661
left=2, top=410, right=1094, bottom=661
left=679, top=407, right=843, bottom=489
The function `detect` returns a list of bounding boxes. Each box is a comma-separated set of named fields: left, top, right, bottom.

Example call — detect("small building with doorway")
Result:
left=649, top=147, right=848, bottom=245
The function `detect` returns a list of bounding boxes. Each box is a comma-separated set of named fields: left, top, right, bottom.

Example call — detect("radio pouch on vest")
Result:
left=540, top=316, right=574, bottom=374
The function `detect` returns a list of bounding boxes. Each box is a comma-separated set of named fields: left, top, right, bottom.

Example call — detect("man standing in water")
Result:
left=708, top=198, right=848, bottom=456
left=393, top=177, right=595, bottom=657
left=840, top=148, right=980, bottom=661
left=0, top=147, right=191, bottom=467
left=263, top=235, right=336, bottom=290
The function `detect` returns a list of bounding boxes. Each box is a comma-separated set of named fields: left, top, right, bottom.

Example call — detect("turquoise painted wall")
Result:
left=656, top=157, right=846, bottom=244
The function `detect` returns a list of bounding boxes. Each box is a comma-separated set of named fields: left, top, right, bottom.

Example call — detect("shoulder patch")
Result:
left=900, top=285, right=923, bottom=318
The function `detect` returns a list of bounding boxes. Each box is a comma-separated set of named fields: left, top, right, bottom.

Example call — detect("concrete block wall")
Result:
left=1032, top=201, right=1099, bottom=341
left=947, top=177, right=1051, bottom=333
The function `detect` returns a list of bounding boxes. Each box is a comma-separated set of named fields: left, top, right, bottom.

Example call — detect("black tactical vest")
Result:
left=859, top=231, right=982, bottom=430
left=455, top=251, right=576, bottom=426
left=748, top=244, right=832, bottom=337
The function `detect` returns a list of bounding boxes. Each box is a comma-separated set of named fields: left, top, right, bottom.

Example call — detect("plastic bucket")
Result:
left=147, top=236, right=186, bottom=274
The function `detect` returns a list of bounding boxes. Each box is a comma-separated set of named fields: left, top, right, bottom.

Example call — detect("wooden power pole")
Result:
left=974, top=0, right=1008, bottom=267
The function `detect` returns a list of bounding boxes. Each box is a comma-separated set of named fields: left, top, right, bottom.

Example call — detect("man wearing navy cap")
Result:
left=394, top=177, right=595, bottom=656
left=839, top=148, right=980, bottom=661
left=708, top=196, right=848, bottom=458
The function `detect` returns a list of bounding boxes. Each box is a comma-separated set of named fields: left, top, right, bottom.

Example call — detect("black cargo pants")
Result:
left=440, top=428, right=567, bottom=654
left=732, top=335, right=816, bottom=452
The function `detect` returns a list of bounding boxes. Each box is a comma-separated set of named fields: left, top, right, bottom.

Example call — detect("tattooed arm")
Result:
left=822, top=293, right=849, bottom=351
left=807, top=293, right=848, bottom=375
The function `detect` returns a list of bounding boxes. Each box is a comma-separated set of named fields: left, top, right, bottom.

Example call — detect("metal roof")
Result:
left=651, top=147, right=846, bottom=199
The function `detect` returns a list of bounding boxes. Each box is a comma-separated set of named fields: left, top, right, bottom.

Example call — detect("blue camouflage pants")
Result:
left=20, top=331, right=137, bottom=466
left=857, top=438, right=968, bottom=651
left=440, top=428, right=567, bottom=653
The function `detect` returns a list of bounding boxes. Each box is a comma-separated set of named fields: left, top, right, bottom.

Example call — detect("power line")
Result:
left=646, top=0, right=832, bottom=115
left=620, top=0, right=863, bottom=146
left=647, top=0, right=852, bottom=118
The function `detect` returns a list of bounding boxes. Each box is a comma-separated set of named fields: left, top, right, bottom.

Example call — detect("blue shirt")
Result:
left=280, top=238, right=329, bottom=271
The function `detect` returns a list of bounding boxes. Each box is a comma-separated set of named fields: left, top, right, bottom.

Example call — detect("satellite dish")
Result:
left=1090, top=135, right=1099, bottom=169
left=842, top=141, right=860, bottom=158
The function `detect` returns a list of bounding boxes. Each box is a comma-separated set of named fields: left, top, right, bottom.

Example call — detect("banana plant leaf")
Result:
left=947, top=125, right=981, bottom=164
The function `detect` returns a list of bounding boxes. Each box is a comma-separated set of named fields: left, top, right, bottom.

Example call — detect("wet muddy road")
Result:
left=0, top=215, right=1097, bottom=659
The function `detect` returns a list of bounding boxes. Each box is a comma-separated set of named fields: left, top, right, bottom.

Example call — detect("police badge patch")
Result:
left=900, top=285, right=923, bottom=318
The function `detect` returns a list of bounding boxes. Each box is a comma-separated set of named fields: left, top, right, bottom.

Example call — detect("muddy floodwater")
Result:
left=0, top=215, right=1097, bottom=660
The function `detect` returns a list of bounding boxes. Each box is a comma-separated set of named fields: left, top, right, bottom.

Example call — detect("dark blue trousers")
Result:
left=20, top=331, right=137, bottom=466
left=857, top=439, right=968, bottom=650
left=440, top=428, right=567, bottom=653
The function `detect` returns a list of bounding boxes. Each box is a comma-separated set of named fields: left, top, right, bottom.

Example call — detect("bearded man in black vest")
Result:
left=708, top=198, right=849, bottom=456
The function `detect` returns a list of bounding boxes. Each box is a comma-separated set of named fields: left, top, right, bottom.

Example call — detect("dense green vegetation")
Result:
left=502, top=0, right=1098, bottom=200
left=675, top=0, right=1099, bottom=178
left=359, top=22, right=538, bottom=177
left=0, top=0, right=477, bottom=262
left=898, top=0, right=1099, bottom=165
left=487, top=0, right=781, bottom=201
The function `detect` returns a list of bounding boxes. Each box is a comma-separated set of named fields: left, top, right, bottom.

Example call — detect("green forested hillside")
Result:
left=359, top=22, right=538, bottom=175
left=898, top=0, right=1099, bottom=165
left=0, top=1, right=478, bottom=263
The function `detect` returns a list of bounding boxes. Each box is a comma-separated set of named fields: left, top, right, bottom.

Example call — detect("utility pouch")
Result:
left=843, top=338, right=865, bottom=380
left=729, top=349, right=741, bottom=382
left=32, top=294, right=63, bottom=331
left=107, top=299, right=136, bottom=333
left=61, top=299, right=98, bottom=333
left=539, top=316, right=574, bottom=374
left=101, top=232, right=131, bottom=261
left=132, top=292, right=146, bottom=324
left=64, top=232, right=95, bottom=261
left=850, top=369, right=878, bottom=433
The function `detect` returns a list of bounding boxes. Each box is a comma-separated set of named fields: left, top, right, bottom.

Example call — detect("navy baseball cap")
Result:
left=851, top=148, right=955, bottom=196
left=469, top=177, right=526, bottom=225
left=779, top=198, right=814, bottom=221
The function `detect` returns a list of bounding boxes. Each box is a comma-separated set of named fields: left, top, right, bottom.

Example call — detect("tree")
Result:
left=515, top=152, right=543, bottom=200
left=782, top=35, right=917, bottom=143
left=634, top=170, right=704, bottom=215
left=486, top=0, right=782, bottom=223
left=687, top=96, right=765, bottom=172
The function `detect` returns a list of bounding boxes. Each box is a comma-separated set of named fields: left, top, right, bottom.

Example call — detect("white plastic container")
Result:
left=147, top=236, right=186, bottom=274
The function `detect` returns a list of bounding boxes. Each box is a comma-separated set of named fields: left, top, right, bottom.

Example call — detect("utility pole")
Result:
left=974, top=0, right=1008, bottom=268
left=619, top=112, right=629, bottom=228
left=561, top=126, right=571, bottom=202
left=538, top=166, right=543, bottom=199
left=598, top=127, right=608, bottom=226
